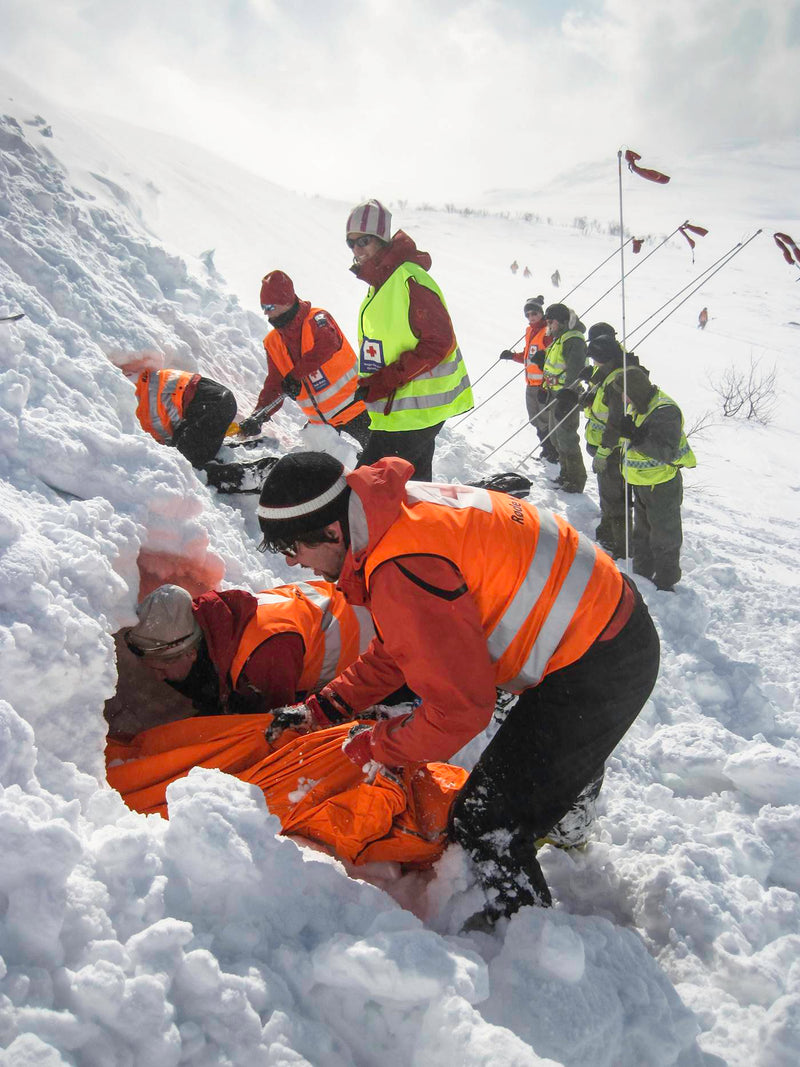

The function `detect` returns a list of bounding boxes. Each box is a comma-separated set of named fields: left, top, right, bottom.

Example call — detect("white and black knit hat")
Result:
left=345, top=199, right=392, bottom=242
left=257, top=452, right=350, bottom=549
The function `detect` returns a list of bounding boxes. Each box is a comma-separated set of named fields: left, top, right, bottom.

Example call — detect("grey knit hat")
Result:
left=346, top=199, right=392, bottom=242
left=125, top=585, right=202, bottom=660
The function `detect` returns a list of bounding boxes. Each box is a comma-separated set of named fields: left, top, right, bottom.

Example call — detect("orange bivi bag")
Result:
left=106, top=714, right=466, bottom=868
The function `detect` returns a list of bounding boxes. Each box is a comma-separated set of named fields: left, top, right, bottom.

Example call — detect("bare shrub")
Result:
left=710, top=357, right=777, bottom=424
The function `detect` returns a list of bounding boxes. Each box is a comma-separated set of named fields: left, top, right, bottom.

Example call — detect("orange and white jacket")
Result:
left=134, top=369, right=199, bottom=443
left=327, top=459, right=624, bottom=765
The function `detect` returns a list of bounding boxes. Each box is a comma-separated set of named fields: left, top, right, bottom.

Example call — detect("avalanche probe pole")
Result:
left=0, top=312, right=25, bottom=322
left=559, top=238, right=633, bottom=304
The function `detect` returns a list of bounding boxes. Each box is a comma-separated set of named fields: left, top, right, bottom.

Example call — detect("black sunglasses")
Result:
left=124, top=630, right=196, bottom=658
left=261, top=302, right=277, bottom=312
left=346, top=235, right=374, bottom=250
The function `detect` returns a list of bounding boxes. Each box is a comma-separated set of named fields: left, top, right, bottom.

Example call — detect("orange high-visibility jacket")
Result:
left=522, top=323, right=549, bottom=386
left=135, top=369, right=198, bottom=443
left=358, top=480, right=623, bottom=692
left=228, top=581, right=375, bottom=693
left=106, top=715, right=466, bottom=867
left=265, top=308, right=365, bottom=426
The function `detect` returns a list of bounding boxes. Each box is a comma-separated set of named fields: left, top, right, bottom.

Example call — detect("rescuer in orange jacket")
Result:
left=123, top=581, right=375, bottom=720
left=239, top=270, right=370, bottom=449
left=252, top=452, right=661, bottom=928
left=498, top=296, right=557, bottom=463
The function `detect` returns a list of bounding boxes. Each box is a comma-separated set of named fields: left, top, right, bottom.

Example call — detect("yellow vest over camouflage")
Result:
left=624, top=389, right=697, bottom=486
left=357, top=262, right=473, bottom=431
left=543, top=329, right=583, bottom=392
left=585, top=366, right=625, bottom=448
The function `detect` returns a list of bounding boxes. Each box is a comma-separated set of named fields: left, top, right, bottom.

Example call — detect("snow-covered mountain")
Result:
left=2, top=66, right=800, bottom=1066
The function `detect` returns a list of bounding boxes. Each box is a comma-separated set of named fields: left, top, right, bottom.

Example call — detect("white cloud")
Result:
left=1, top=0, right=798, bottom=201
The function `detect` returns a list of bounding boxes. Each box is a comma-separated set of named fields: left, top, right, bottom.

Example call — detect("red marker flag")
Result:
left=624, top=149, right=670, bottom=184
left=632, top=238, right=644, bottom=254
left=678, top=221, right=709, bottom=261
left=774, top=232, right=800, bottom=266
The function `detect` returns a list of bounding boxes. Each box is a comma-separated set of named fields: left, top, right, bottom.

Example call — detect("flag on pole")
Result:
left=774, top=232, right=800, bottom=266
left=632, top=238, right=644, bottom=253
left=624, top=149, right=671, bottom=184
left=678, top=221, right=709, bottom=262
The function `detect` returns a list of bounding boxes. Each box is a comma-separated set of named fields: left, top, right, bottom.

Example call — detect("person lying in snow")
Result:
left=106, top=712, right=466, bottom=869
left=109, top=351, right=274, bottom=492
left=119, top=581, right=376, bottom=722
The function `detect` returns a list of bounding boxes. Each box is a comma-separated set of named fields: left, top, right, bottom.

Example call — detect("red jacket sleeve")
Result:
left=255, top=349, right=285, bottom=412
left=331, top=555, right=497, bottom=765
left=291, top=313, right=344, bottom=380
left=359, top=279, right=456, bottom=401
left=235, top=632, right=306, bottom=710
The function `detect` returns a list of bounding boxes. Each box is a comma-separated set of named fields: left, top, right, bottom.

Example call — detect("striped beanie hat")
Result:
left=345, top=199, right=392, bottom=242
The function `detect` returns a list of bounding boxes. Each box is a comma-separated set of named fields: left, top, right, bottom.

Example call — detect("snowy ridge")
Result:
left=2, top=69, right=800, bottom=1066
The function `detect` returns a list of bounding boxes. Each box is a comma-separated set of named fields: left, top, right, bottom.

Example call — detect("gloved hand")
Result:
left=354, top=383, right=369, bottom=403
left=341, top=723, right=375, bottom=768
left=577, top=365, right=594, bottom=383
left=281, top=375, right=302, bottom=399
left=592, top=449, right=610, bottom=474
left=555, top=388, right=581, bottom=417
left=265, top=703, right=315, bottom=743
left=239, top=413, right=268, bottom=437
left=537, top=387, right=549, bottom=404
left=265, top=691, right=349, bottom=743
left=499, top=349, right=516, bottom=361
left=618, top=414, right=637, bottom=439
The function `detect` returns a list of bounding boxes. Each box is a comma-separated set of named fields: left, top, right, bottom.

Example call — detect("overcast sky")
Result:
left=2, top=0, right=799, bottom=203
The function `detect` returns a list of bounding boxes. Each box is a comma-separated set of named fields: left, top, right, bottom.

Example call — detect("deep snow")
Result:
left=1, top=67, right=800, bottom=1066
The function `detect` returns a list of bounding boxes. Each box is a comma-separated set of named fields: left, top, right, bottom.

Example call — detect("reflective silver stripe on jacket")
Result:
left=487, top=513, right=598, bottom=690
left=257, top=583, right=373, bottom=685
left=364, top=348, right=471, bottom=414
left=305, top=363, right=358, bottom=408
left=148, top=373, right=183, bottom=442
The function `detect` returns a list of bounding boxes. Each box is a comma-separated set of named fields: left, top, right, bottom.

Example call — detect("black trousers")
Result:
left=450, top=579, right=660, bottom=920
left=338, top=409, right=372, bottom=450
left=173, top=378, right=238, bottom=468
left=632, top=473, right=683, bottom=590
left=356, top=421, right=444, bottom=482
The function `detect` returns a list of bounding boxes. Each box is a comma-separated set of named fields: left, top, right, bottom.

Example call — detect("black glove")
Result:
left=239, top=413, right=267, bottom=437
left=499, top=350, right=515, bottom=361
left=281, top=375, right=302, bottom=399
left=555, top=388, right=581, bottom=417
left=618, top=414, right=637, bottom=439
left=354, top=383, right=369, bottom=403
left=537, top=387, right=548, bottom=404
left=577, top=365, right=594, bottom=383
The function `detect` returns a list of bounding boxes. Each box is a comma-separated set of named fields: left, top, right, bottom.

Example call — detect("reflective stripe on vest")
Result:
left=584, top=366, right=624, bottom=447
left=523, top=323, right=548, bottom=387
left=265, top=308, right=366, bottom=426
left=358, top=481, right=622, bottom=691
left=542, top=329, right=582, bottom=391
left=623, top=389, right=697, bottom=486
left=135, top=370, right=194, bottom=444
left=229, top=581, right=374, bottom=691
left=357, top=263, right=473, bottom=431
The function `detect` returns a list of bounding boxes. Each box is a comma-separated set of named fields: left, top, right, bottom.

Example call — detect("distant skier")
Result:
left=698, top=307, right=709, bottom=330
left=510, top=260, right=519, bottom=274
left=551, top=269, right=561, bottom=288
left=523, top=266, right=531, bottom=278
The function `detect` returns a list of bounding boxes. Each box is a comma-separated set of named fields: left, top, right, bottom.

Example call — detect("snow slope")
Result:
left=2, top=68, right=800, bottom=1066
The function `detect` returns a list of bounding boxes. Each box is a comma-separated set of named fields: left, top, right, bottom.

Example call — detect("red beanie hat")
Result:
left=260, top=270, right=296, bottom=308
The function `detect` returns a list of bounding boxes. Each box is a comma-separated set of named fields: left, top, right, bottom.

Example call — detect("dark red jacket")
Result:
left=255, top=299, right=345, bottom=411
left=193, top=589, right=304, bottom=711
